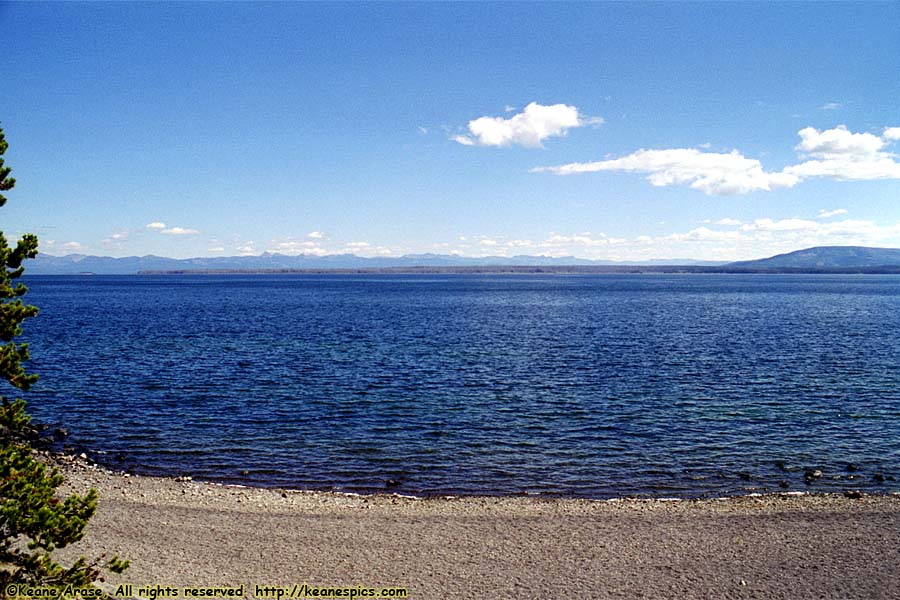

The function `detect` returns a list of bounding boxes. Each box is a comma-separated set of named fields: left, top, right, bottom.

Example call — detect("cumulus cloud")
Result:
left=160, top=227, right=200, bottom=235
left=146, top=222, right=166, bottom=230
left=535, top=125, right=900, bottom=195
left=533, top=148, right=799, bottom=195
left=453, top=102, right=601, bottom=148
left=785, top=125, right=900, bottom=181
left=794, top=125, right=884, bottom=158
left=307, top=231, right=325, bottom=239
left=716, top=218, right=742, bottom=226
left=817, top=208, right=848, bottom=218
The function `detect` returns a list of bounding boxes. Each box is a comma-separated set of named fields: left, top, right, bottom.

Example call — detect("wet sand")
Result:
left=54, top=457, right=900, bottom=599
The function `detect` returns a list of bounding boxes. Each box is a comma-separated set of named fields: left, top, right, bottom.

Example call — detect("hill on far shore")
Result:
left=725, top=246, right=900, bottom=269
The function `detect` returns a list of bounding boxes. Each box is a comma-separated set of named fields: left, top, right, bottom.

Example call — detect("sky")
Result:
left=2, top=2, right=899, bottom=261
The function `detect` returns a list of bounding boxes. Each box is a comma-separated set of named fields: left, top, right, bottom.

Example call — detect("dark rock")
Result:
left=385, top=479, right=402, bottom=488
left=844, top=490, right=864, bottom=499
left=872, top=473, right=885, bottom=483
left=240, top=469, right=250, bottom=476
left=114, top=452, right=126, bottom=462
left=846, top=463, right=859, bottom=472
left=774, top=461, right=788, bottom=472
left=53, top=428, right=68, bottom=440
left=778, top=480, right=790, bottom=488
left=737, top=471, right=751, bottom=481
left=804, top=469, right=823, bottom=484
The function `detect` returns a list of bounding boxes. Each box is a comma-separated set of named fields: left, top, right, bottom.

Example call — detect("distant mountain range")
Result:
left=24, top=252, right=727, bottom=275
left=21, top=246, right=900, bottom=275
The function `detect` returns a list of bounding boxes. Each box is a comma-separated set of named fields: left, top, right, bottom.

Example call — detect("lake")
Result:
left=18, top=274, right=900, bottom=497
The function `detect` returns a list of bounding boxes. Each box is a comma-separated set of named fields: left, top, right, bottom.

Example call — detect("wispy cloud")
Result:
left=534, top=125, right=900, bottom=195
left=145, top=222, right=166, bottom=230
left=533, top=148, right=799, bottom=195
left=101, top=230, right=131, bottom=251
left=43, top=240, right=87, bottom=254
left=820, top=102, right=843, bottom=110
left=453, top=102, right=602, bottom=148
left=817, top=208, right=848, bottom=219
left=307, top=231, right=326, bottom=239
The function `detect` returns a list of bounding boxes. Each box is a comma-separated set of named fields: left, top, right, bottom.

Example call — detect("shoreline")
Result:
left=51, top=453, right=900, bottom=599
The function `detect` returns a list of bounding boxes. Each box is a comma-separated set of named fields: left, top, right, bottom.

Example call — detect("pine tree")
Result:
left=0, top=124, right=127, bottom=593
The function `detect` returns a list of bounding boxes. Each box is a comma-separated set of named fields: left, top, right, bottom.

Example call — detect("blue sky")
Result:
left=2, top=2, right=899, bottom=261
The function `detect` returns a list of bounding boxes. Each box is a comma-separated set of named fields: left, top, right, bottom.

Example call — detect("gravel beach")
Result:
left=53, top=456, right=900, bottom=600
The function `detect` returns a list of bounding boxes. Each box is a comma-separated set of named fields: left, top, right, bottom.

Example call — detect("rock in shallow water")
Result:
left=804, top=469, right=823, bottom=484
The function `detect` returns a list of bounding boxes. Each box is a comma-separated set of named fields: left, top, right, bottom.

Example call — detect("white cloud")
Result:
left=665, top=227, right=743, bottom=243
left=478, top=238, right=499, bottom=247
left=741, top=218, right=820, bottom=232
left=794, top=125, right=884, bottom=158
left=418, top=127, right=428, bottom=135
left=817, top=208, right=848, bottom=218
left=820, top=102, right=842, bottom=110
left=535, top=125, right=900, bottom=195
left=160, top=227, right=200, bottom=235
left=504, top=105, right=516, bottom=113
left=146, top=222, right=166, bottom=230
left=541, top=233, right=621, bottom=248
left=421, top=215, right=900, bottom=262
left=453, top=102, right=601, bottom=148
left=102, top=230, right=131, bottom=249
left=307, top=231, right=325, bottom=239
left=517, top=219, right=900, bottom=262
left=208, top=246, right=225, bottom=253
left=345, top=241, right=371, bottom=249
left=236, top=243, right=256, bottom=256
left=533, top=148, right=799, bottom=195
left=272, top=240, right=323, bottom=255
left=44, top=240, right=87, bottom=254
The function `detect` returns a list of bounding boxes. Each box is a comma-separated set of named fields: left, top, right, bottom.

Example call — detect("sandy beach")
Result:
left=49, top=456, right=900, bottom=600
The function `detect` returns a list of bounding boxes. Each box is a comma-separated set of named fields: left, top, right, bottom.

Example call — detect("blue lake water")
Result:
left=16, top=274, right=900, bottom=497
